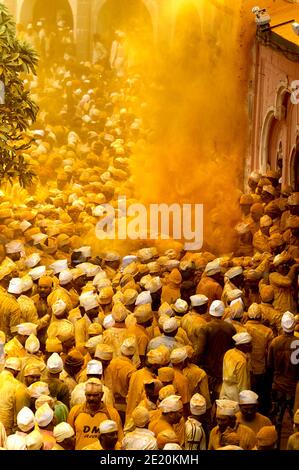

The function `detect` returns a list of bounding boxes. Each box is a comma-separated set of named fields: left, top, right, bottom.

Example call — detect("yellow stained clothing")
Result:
left=128, top=324, right=149, bottom=356
left=236, top=411, right=272, bottom=435
left=183, top=363, right=211, bottom=409
left=260, top=303, right=282, bottom=334
left=176, top=327, right=192, bottom=346
left=0, top=369, right=30, bottom=435
left=220, top=348, right=251, bottom=402
left=253, top=229, right=270, bottom=254
left=68, top=402, right=123, bottom=450
left=102, top=326, right=130, bottom=358
left=105, top=356, right=136, bottom=399
left=287, top=432, right=299, bottom=450
left=245, top=320, right=274, bottom=375
left=4, top=337, right=26, bottom=358
left=173, top=367, right=190, bottom=405
left=75, top=314, right=91, bottom=349
left=149, top=416, right=185, bottom=447
left=126, top=368, right=156, bottom=421
left=181, top=312, right=206, bottom=357
left=17, top=295, right=39, bottom=324
left=0, top=291, right=22, bottom=340
left=269, top=272, right=296, bottom=313
left=208, top=423, right=256, bottom=450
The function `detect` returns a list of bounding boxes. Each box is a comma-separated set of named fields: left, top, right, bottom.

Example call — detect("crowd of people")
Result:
left=0, top=18, right=298, bottom=451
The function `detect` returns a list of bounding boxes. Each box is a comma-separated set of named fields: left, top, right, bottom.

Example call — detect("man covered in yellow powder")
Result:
left=220, top=332, right=252, bottom=402
left=208, top=399, right=256, bottom=450
left=181, top=294, right=208, bottom=360
left=269, top=252, right=299, bottom=313
left=149, top=395, right=185, bottom=448
left=82, top=419, right=121, bottom=450
left=68, top=378, right=123, bottom=450
left=161, top=268, right=182, bottom=305
left=75, top=291, right=101, bottom=351
left=0, top=278, right=23, bottom=342
left=196, top=260, right=223, bottom=307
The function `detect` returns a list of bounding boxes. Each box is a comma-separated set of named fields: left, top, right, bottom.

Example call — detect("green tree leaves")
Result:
left=0, top=3, right=39, bottom=187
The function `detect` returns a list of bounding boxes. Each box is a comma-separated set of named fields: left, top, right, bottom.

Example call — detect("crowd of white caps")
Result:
left=0, top=47, right=298, bottom=450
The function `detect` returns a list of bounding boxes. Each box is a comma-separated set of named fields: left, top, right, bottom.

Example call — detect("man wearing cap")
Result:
left=196, top=261, right=223, bottom=308
left=209, top=399, right=256, bottom=450
left=44, top=353, right=70, bottom=409
left=4, top=322, right=37, bottom=358
left=256, top=425, right=278, bottom=450
left=104, top=337, right=137, bottom=422
left=287, top=409, right=299, bottom=450
left=197, top=300, right=236, bottom=402
left=82, top=419, right=121, bottom=450
left=161, top=269, right=182, bottom=305
left=269, top=253, right=299, bottom=313
left=253, top=214, right=272, bottom=255
left=102, top=302, right=132, bottom=359
left=236, top=390, right=272, bottom=435
left=147, top=317, right=183, bottom=352
left=52, top=422, right=75, bottom=450
left=244, top=303, right=274, bottom=414
left=181, top=294, right=209, bottom=360
left=182, top=347, right=211, bottom=414
left=220, top=332, right=252, bottom=402
left=284, top=216, right=299, bottom=259
left=70, top=359, right=114, bottom=409
left=259, top=285, right=282, bottom=335
left=68, top=378, right=123, bottom=450
left=75, top=292, right=101, bottom=351
left=31, top=276, right=53, bottom=350
left=268, top=311, right=299, bottom=447
left=122, top=406, right=158, bottom=450
left=16, top=278, right=50, bottom=334
left=0, top=357, right=30, bottom=435
left=149, top=395, right=185, bottom=447
left=185, top=394, right=207, bottom=450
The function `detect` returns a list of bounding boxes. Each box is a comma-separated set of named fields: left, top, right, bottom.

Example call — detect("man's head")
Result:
left=233, top=332, right=252, bottom=354
left=215, top=399, right=239, bottom=433
left=85, top=378, right=103, bottom=411
left=225, top=267, right=244, bottom=289
left=273, top=252, right=292, bottom=276
left=24, top=365, right=42, bottom=386
left=53, top=422, right=75, bottom=450
left=159, top=395, right=183, bottom=425
left=5, top=357, right=22, bottom=378
left=189, top=295, right=209, bottom=314
left=38, top=276, right=53, bottom=298
left=256, top=425, right=277, bottom=450
left=99, top=420, right=118, bottom=450
left=239, top=390, right=259, bottom=421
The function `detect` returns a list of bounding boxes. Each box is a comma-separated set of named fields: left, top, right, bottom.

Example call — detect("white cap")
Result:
left=6, top=434, right=27, bottom=450
left=49, top=259, right=68, bottom=274
left=77, top=262, right=101, bottom=278
left=99, top=420, right=118, bottom=434
left=209, top=300, right=225, bottom=317
left=25, top=429, right=43, bottom=450
left=216, top=399, right=239, bottom=416
left=25, top=253, right=41, bottom=268
left=47, top=352, right=63, bottom=374
left=28, top=381, right=50, bottom=398
left=35, top=403, right=54, bottom=427
left=8, top=278, right=23, bottom=294
left=5, top=357, right=21, bottom=371
left=20, top=220, right=32, bottom=232
left=159, top=395, right=183, bottom=413
left=17, top=407, right=35, bottom=432
left=103, top=314, right=115, bottom=329
left=227, top=289, right=243, bottom=302
left=135, top=291, right=152, bottom=306
left=6, top=240, right=24, bottom=254
left=59, top=269, right=73, bottom=285
left=190, top=393, right=207, bottom=416
left=225, top=266, right=243, bottom=279
left=229, top=299, right=244, bottom=319
left=16, top=322, right=37, bottom=336
left=163, top=317, right=179, bottom=333
left=79, top=292, right=99, bottom=311
left=52, top=299, right=67, bottom=317
left=145, top=276, right=162, bottom=293
left=190, top=294, right=208, bottom=307
left=248, top=303, right=261, bottom=319
left=233, top=332, right=252, bottom=345
left=75, top=246, right=91, bottom=258
left=120, top=336, right=136, bottom=356
left=53, top=422, right=75, bottom=442
left=163, top=443, right=182, bottom=450
left=85, top=335, right=103, bottom=350
left=93, top=271, right=108, bottom=286
left=32, top=233, right=48, bottom=245
left=281, top=311, right=296, bottom=333
left=25, top=334, right=40, bottom=354
left=170, top=347, right=188, bottom=364
left=29, top=265, right=46, bottom=280
left=204, top=260, right=221, bottom=276
left=173, top=298, right=188, bottom=313
left=87, top=359, right=103, bottom=375
left=239, top=390, right=258, bottom=405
